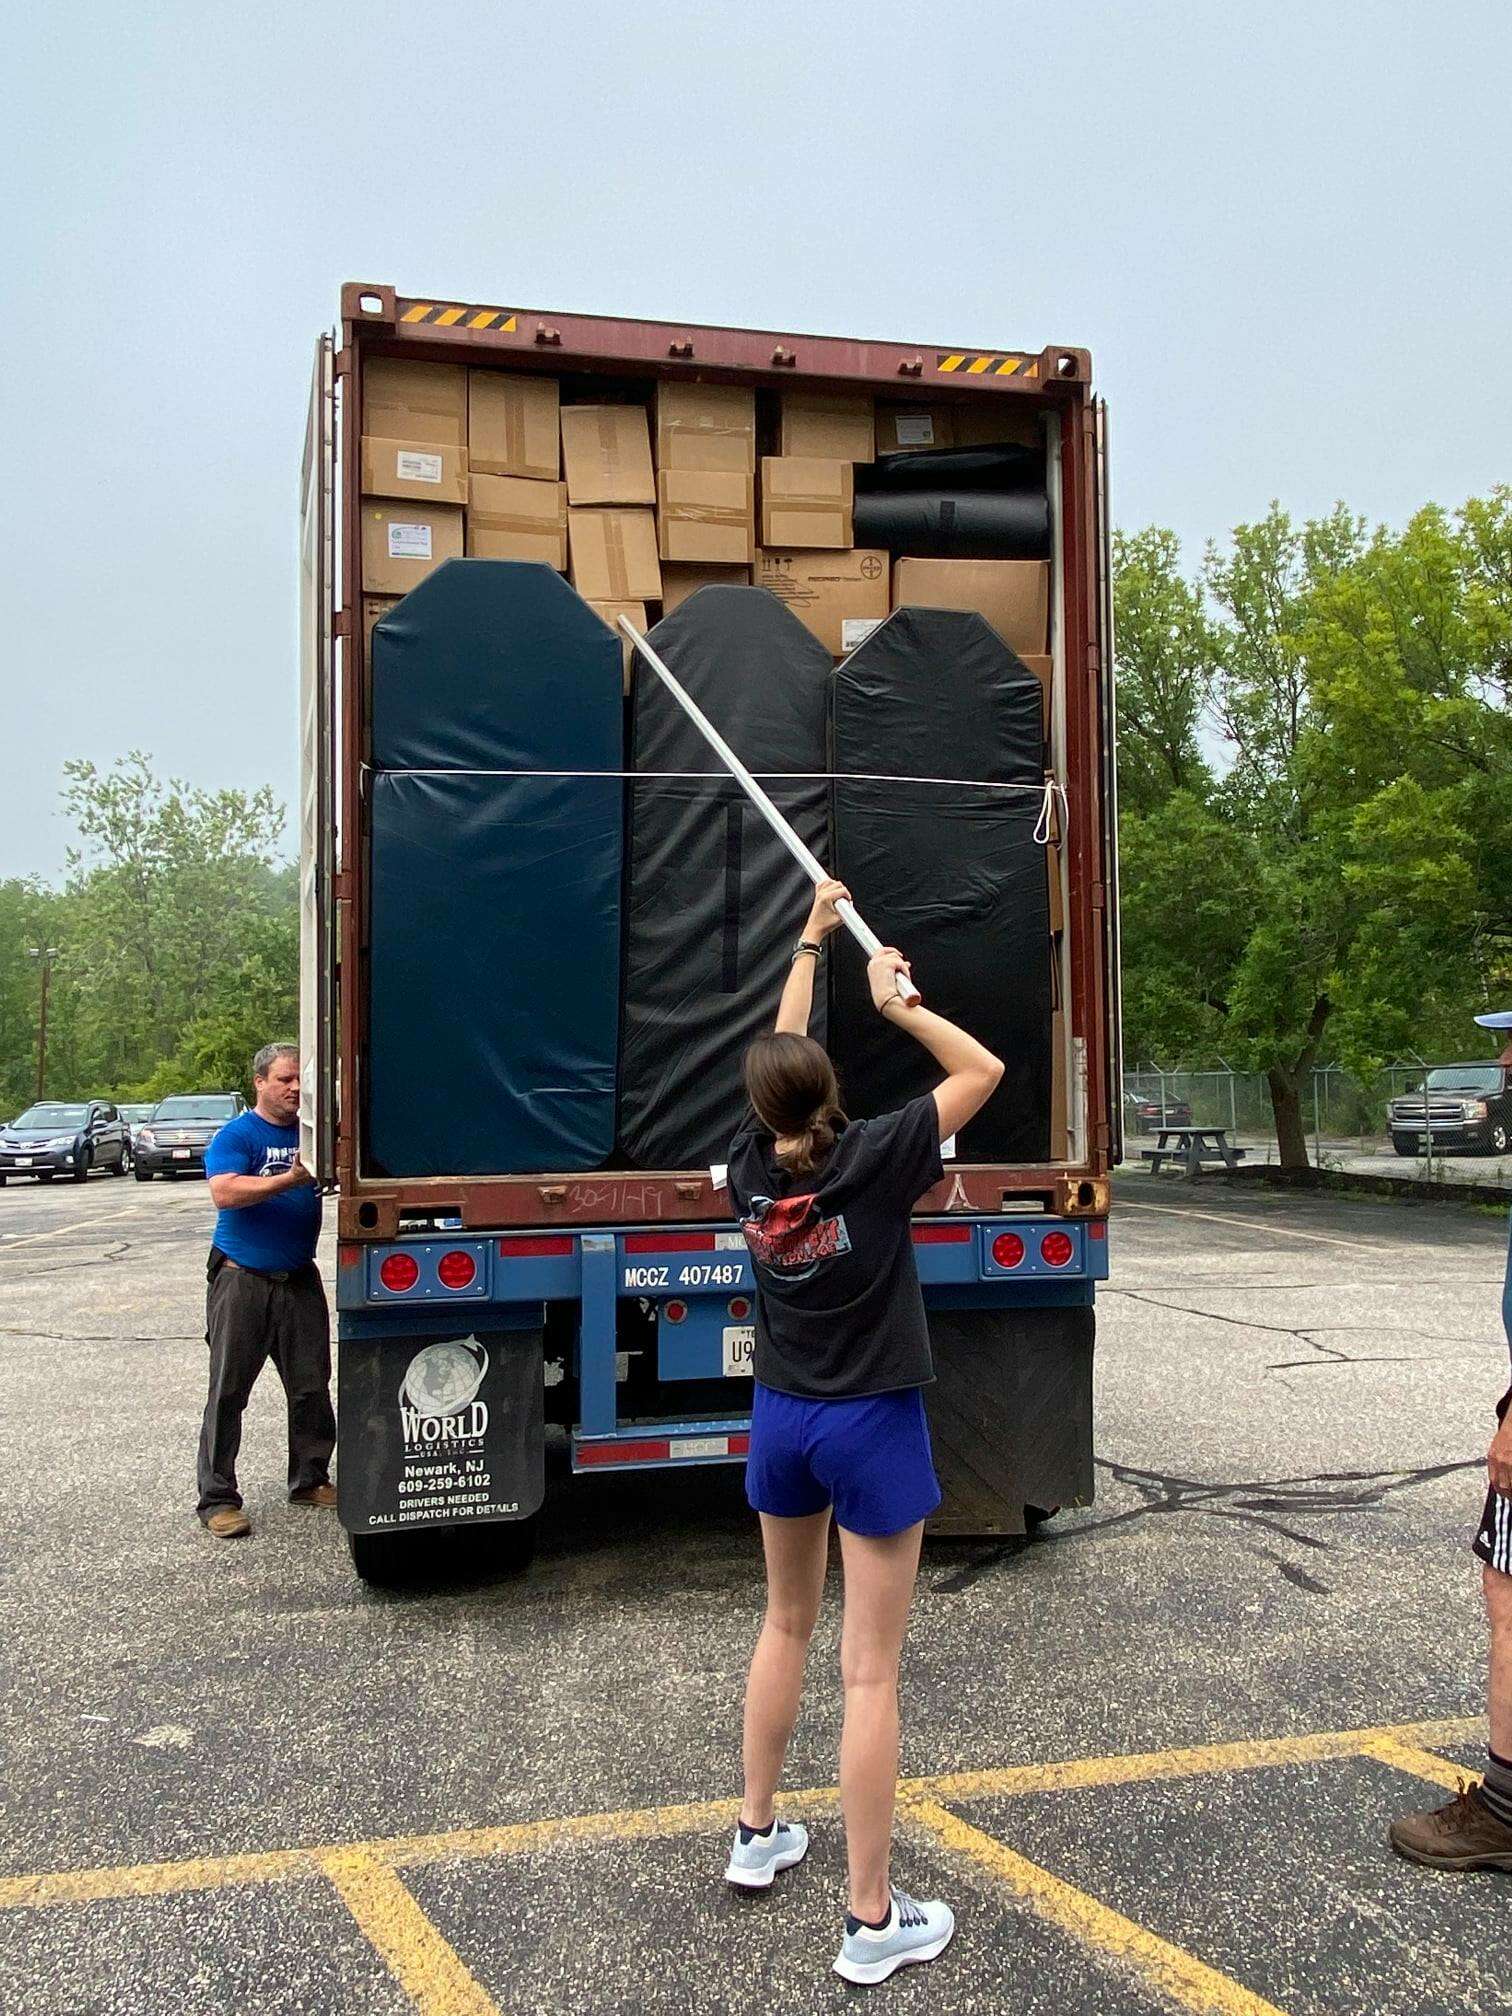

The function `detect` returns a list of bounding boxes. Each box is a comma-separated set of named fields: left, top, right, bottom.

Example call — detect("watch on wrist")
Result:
left=792, top=939, right=823, bottom=961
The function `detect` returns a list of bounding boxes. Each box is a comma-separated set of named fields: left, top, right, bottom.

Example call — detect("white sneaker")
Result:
left=724, top=1817, right=810, bottom=1889
left=833, top=1886, right=955, bottom=1984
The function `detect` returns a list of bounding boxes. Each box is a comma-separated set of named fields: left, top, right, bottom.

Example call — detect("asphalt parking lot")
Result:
left=2, top=1170, right=1510, bottom=2014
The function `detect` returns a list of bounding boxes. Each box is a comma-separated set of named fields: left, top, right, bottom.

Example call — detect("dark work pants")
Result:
left=196, top=1254, right=336, bottom=1516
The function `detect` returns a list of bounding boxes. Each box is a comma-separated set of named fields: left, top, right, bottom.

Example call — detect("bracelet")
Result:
left=791, top=942, right=822, bottom=962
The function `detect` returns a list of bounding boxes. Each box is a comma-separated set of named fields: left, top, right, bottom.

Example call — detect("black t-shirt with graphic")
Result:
left=727, top=1095, right=945, bottom=1399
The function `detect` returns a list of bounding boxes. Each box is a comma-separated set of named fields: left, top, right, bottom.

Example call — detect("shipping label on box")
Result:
left=759, top=458, right=854, bottom=550
left=362, top=360, right=468, bottom=451
left=468, top=371, right=560, bottom=481
left=876, top=404, right=956, bottom=455
left=586, top=600, right=648, bottom=692
left=361, top=436, right=468, bottom=505
left=466, top=475, right=568, bottom=569
left=657, top=469, right=755, bottom=565
left=561, top=406, right=656, bottom=506
left=655, top=382, right=756, bottom=474
left=756, top=550, right=889, bottom=657
left=891, top=557, right=1050, bottom=657
left=361, top=502, right=464, bottom=594
left=568, top=509, right=663, bottom=602
left=660, top=562, right=751, bottom=614
left=779, top=391, right=875, bottom=463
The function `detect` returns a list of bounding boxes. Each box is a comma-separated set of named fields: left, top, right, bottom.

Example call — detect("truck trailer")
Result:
left=299, top=283, right=1121, bottom=1582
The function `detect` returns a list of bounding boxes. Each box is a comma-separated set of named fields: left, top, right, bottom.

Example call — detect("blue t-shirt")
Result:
left=204, top=1112, right=322, bottom=1273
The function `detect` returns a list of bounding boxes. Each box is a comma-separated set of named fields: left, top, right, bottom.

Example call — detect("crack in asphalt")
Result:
left=930, top=1455, right=1482, bottom=1598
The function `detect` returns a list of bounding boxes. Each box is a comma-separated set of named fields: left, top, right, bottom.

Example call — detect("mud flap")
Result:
left=923, top=1304, right=1094, bottom=1538
left=337, top=1326, right=545, bottom=1535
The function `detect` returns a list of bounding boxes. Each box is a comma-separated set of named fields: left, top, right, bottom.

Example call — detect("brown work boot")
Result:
left=204, top=1506, right=251, bottom=1539
left=290, top=1482, right=337, bottom=1508
left=1389, top=1783, right=1512, bottom=1871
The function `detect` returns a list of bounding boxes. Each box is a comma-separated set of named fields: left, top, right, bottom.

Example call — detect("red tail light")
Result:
left=378, top=1252, right=419, bottom=1293
left=1040, top=1231, right=1074, bottom=1268
left=437, top=1250, right=477, bottom=1291
left=728, top=1296, right=751, bottom=1320
left=664, top=1299, right=688, bottom=1324
left=991, top=1232, right=1025, bottom=1269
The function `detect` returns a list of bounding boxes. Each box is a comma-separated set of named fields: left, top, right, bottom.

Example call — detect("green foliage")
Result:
left=0, top=756, right=297, bottom=1109
left=1116, top=490, right=1512, bottom=1164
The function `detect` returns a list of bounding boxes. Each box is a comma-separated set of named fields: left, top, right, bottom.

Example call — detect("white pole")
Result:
left=620, top=616, right=920, bottom=1004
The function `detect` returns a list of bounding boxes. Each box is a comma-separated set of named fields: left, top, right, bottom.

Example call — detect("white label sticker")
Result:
left=388, top=522, right=433, bottom=560
left=941, top=1134, right=957, bottom=1161
left=715, top=1230, right=745, bottom=1250
left=671, top=1435, right=729, bottom=1460
left=722, top=1326, right=755, bottom=1377
left=396, top=450, right=443, bottom=483
left=841, top=617, right=883, bottom=652
left=709, top=1163, right=728, bottom=1189
left=894, top=414, right=934, bottom=446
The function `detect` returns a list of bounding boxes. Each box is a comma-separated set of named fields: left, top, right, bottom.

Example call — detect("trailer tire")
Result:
left=1023, top=1505, right=1060, bottom=1531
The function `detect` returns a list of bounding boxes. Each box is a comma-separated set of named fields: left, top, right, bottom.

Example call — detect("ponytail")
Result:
left=744, top=1033, right=845, bottom=1176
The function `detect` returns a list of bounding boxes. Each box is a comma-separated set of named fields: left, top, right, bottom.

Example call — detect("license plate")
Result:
left=173, top=1148, right=191, bottom=1160
left=14, top=1157, right=30, bottom=1168
left=722, top=1325, right=754, bottom=1377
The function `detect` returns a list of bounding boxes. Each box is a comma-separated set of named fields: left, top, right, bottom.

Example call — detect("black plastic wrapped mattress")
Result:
left=617, top=587, right=832, bottom=1171
left=851, top=488, right=1051, bottom=559
left=829, top=608, right=1052, bottom=1162
left=367, top=561, right=624, bottom=1176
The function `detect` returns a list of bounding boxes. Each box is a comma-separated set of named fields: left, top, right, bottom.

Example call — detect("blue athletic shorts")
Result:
left=745, top=1382, right=942, bottom=1537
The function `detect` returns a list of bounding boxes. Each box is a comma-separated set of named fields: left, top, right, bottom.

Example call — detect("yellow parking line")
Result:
left=906, top=1797, right=1291, bottom=2016
left=317, top=1849, right=500, bottom=2016
left=1358, top=1735, right=1474, bottom=1793
left=0, top=1715, right=1484, bottom=1914
left=0, top=1203, right=141, bottom=1252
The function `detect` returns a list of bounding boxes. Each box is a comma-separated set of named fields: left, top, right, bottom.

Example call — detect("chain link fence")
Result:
left=1121, top=1060, right=1512, bottom=1180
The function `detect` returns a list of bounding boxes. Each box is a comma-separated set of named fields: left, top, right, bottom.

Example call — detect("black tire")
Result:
left=0, top=1175, right=6, bottom=1187
left=72, top=1150, right=91, bottom=1184
left=135, top=1166, right=153, bottom=1182
left=1491, top=1124, right=1509, bottom=1155
left=36, top=1171, right=53, bottom=1183
left=1024, top=1505, right=1060, bottom=1532
left=112, top=1149, right=129, bottom=1176
left=1391, top=1135, right=1414, bottom=1157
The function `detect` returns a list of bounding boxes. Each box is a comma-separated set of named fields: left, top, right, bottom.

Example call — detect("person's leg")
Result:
left=740, top=1507, right=832, bottom=1830
left=1484, top=1564, right=1512, bottom=1803
left=836, top=1520, right=924, bottom=1923
left=269, top=1269, right=336, bottom=1497
left=196, top=1265, right=270, bottom=1516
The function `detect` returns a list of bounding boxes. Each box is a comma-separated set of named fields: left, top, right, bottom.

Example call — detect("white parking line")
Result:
left=1119, top=1199, right=1398, bottom=1254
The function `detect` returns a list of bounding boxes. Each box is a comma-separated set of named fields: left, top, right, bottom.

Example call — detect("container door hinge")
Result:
left=334, top=347, right=354, bottom=379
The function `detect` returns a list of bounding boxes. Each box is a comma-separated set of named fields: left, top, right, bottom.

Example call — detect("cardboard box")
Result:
left=876, top=404, right=956, bottom=456
left=954, top=402, right=1042, bottom=451
left=361, top=501, right=463, bottom=595
left=466, top=475, right=568, bottom=568
left=468, top=371, right=560, bottom=481
left=660, top=562, right=751, bottom=614
left=361, top=436, right=468, bottom=505
left=755, top=549, right=889, bottom=657
left=655, top=382, right=756, bottom=473
left=568, top=509, right=662, bottom=602
left=657, top=469, right=755, bottom=566
left=778, top=391, right=875, bottom=463
left=560, top=406, right=656, bottom=506
left=587, top=601, right=648, bottom=692
left=891, top=558, right=1050, bottom=656
left=1019, top=653, right=1052, bottom=736
left=363, top=596, right=401, bottom=662
left=760, top=458, right=853, bottom=549
left=362, top=360, right=467, bottom=451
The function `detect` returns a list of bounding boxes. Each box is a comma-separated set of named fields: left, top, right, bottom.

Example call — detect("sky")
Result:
left=3, top=0, right=1508, bottom=881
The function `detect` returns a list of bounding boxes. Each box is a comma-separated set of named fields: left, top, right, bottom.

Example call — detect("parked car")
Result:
left=1123, top=1090, right=1195, bottom=1135
left=118, top=1103, right=154, bottom=1157
left=0, top=1100, right=130, bottom=1183
left=133, top=1093, right=246, bottom=1180
left=1388, top=1065, right=1512, bottom=1156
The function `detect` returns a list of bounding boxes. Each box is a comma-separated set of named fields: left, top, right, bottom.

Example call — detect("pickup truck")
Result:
left=1389, top=1065, right=1512, bottom=1156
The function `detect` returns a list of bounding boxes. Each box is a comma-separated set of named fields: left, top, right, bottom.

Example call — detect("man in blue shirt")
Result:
left=196, top=1042, right=333, bottom=1539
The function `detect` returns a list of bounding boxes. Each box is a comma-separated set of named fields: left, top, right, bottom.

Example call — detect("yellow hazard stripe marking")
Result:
left=939, top=353, right=966, bottom=371
left=996, top=357, right=1022, bottom=375
left=398, top=305, right=519, bottom=331
left=937, top=351, right=1032, bottom=374
left=906, top=1797, right=1292, bottom=2016
left=317, top=1848, right=500, bottom=2016
left=967, top=355, right=994, bottom=374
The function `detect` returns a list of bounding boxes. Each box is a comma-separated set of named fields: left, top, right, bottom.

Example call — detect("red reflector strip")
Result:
left=498, top=1235, right=574, bottom=1259
left=578, top=1432, right=750, bottom=1468
left=338, top=1244, right=362, bottom=1270
left=911, top=1224, right=973, bottom=1245
left=1089, top=1222, right=1107, bottom=1241
left=623, top=1231, right=717, bottom=1254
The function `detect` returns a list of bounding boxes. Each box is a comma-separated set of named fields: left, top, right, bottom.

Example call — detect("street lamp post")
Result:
left=26, top=947, right=58, bottom=1103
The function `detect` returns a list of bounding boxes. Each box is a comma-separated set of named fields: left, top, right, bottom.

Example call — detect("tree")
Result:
left=1111, top=528, right=1214, bottom=814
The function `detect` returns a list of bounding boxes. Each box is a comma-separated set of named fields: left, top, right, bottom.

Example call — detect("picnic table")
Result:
left=1139, top=1125, right=1247, bottom=1180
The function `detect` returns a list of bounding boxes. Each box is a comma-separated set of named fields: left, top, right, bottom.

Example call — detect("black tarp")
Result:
left=859, top=444, right=1042, bottom=493
left=851, top=488, right=1051, bottom=559
left=617, top=587, right=832, bottom=1171
left=829, top=608, right=1052, bottom=1162
left=366, top=561, right=623, bottom=1176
